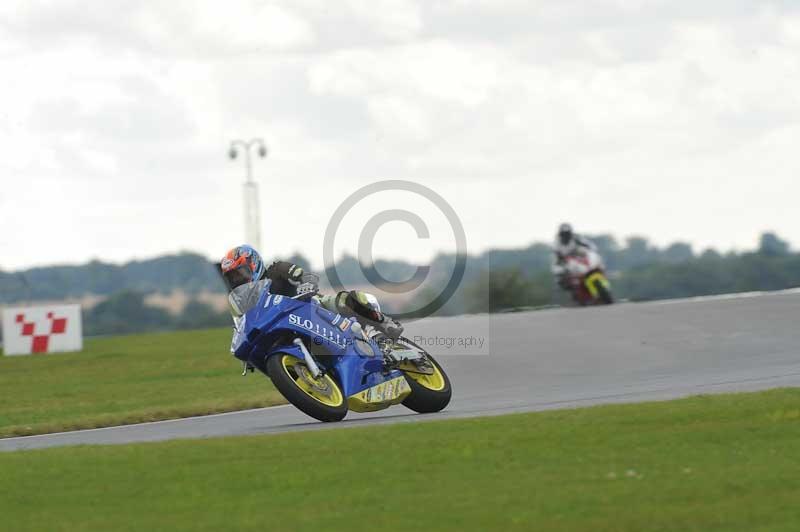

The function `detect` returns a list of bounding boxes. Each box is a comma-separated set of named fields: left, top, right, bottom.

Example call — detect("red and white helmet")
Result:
left=220, top=245, right=265, bottom=292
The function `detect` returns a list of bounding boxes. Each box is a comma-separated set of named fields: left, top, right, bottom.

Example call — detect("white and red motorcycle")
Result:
left=561, top=249, right=614, bottom=305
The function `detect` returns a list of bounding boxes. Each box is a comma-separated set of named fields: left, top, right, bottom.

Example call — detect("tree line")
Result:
left=460, top=232, right=798, bottom=312
left=0, top=232, right=797, bottom=338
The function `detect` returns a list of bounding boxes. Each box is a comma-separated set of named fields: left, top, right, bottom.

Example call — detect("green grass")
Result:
left=2, top=389, right=800, bottom=532
left=0, top=328, right=284, bottom=438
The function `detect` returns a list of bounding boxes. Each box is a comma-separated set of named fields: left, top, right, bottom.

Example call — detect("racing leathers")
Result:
left=236, top=260, right=404, bottom=339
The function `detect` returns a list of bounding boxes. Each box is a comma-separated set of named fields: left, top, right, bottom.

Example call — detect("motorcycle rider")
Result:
left=220, top=244, right=404, bottom=341
left=551, top=223, right=599, bottom=290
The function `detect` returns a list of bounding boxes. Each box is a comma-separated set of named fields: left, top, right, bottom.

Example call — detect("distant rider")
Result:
left=551, top=223, right=599, bottom=290
left=219, top=245, right=404, bottom=341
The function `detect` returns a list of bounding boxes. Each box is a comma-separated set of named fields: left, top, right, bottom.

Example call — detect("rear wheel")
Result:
left=266, top=353, right=348, bottom=422
left=393, top=338, right=452, bottom=414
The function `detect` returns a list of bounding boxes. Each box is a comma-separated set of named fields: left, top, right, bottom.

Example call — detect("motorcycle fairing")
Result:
left=584, top=271, right=610, bottom=298
left=232, top=286, right=407, bottom=402
left=346, top=376, right=411, bottom=412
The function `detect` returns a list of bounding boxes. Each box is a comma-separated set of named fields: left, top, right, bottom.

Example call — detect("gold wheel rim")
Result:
left=405, top=359, right=446, bottom=391
left=281, top=355, right=344, bottom=407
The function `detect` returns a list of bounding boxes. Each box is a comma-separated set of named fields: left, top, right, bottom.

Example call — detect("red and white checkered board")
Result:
left=1, top=305, right=83, bottom=356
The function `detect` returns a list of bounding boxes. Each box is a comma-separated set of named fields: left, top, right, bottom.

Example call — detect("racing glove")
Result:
left=266, top=261, right=304, bottom=284
left=265, top=261, right=305, bottom=296
left=380, top=317, right=404, bottom=341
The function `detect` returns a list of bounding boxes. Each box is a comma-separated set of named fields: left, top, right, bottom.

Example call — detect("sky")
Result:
left=1, top=0, right=800, bottom=271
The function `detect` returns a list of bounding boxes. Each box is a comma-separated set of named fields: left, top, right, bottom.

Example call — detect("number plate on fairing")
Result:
left=347, top=376, right=411, bottom=413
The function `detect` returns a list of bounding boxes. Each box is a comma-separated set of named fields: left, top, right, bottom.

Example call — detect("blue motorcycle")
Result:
left=230, top=274, right=452, bottom=422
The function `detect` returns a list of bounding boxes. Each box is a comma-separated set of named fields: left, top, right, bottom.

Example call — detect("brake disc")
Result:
left=297, top=366, right=334, bottom=397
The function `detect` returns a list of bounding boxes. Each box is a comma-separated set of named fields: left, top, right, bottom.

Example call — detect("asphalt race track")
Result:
left=3, top=290, right=800, bottom=451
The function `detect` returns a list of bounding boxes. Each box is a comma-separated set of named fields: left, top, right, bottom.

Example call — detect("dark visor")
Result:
left=222, top=264, right=254, bottom=292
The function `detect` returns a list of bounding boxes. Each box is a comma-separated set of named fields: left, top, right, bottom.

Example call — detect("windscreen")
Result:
left=228, top=279, right=269, bottom=317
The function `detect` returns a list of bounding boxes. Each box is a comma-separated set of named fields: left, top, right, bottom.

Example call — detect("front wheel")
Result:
left=394, top=338, right=452, bottom=414
left=266, top=353, right=348, bottom=422
left=594, top=279, right=614, bottom=305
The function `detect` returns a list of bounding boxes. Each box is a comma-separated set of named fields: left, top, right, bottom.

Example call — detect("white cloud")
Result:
left=1, top=0, right=315, bottom=56
left=309, top=39, right=499, bottom=106
left=342, top=0, right=422, bottom=41
left=2, top=1, right=800, bottom=269
left=367, top=95, right=431, bottom=142
left=189, top=1, right=315, bottom=51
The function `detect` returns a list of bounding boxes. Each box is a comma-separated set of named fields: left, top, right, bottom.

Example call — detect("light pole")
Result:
left=228, top=138, right=267, bottom=252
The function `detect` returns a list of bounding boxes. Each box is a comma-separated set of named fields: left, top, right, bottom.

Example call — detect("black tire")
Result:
left=594, top=279, right=614, bottom=305
left=266, top=353, right=348, bottom=422
left=400, top=347, right=452, bottom=414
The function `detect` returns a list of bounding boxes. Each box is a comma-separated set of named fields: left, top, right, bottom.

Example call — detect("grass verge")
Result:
left=2, top=388, right=800, bottom=531
left=0, top=328, right=284, bottom=438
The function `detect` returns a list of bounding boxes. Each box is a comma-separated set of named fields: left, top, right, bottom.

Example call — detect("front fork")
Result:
left=292, top=338, right=323, bottom=378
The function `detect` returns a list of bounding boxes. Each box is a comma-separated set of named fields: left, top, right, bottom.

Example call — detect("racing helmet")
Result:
left=558, top=223, right=574, bottom=245
left=220, top=245, right=265, bottom=292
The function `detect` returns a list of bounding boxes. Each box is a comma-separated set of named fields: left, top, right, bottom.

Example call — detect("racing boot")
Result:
left=378, top=316, right=404, bottom=341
